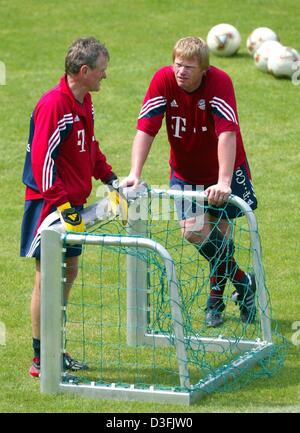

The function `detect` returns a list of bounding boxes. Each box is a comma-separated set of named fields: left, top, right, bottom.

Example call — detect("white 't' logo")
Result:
left=171, top=116, right=186, bottom=138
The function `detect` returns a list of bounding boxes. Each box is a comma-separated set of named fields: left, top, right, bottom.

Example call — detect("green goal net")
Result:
left=40, top=186, right=286, bottom=404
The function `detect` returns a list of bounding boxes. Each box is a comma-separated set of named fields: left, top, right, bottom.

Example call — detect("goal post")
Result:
left=39, top=186, right=281, bottom=405
left=40, top=230, right=190, bottom=400
left=128, top=188, right=272, bottom=347
left=40, top=228, right=63, bottom=394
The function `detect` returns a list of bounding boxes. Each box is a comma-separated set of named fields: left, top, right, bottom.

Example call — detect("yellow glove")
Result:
left=57, top=202, right=85, bottom=232
left=106, top=180, right=128, bottom=225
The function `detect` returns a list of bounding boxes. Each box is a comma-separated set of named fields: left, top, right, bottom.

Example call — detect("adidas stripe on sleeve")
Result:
left=208, top=70, right=240, bottom=136
left=138, top=96, right=167, bottom=119
left=137, top=68, right=168, bottom=137
left=209, top=96, right=238, bottom=125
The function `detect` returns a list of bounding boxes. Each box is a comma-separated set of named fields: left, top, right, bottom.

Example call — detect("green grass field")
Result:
left=0, top=0, right=299, bottom=413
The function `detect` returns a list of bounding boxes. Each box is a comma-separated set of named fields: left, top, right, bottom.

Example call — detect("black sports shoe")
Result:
left=205, top=309, right=224, bottom=327
left=232, top=273, right=256, bottom=324
left=63, top=353, right=89, bottom=371
left=205, top=294, right=225, bottom=327
left=62, top=372, right=81, bottom=384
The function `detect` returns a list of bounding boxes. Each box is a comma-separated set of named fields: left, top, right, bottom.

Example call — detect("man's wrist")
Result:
left=217, top=178, right=232, bottom=188
left=103, top=172, right=118, bottom=186
left=129, top=171, right=140, bottom=180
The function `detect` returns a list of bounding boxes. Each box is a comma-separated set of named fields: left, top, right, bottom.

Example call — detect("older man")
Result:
left=21, top=37, right=123, bottom=377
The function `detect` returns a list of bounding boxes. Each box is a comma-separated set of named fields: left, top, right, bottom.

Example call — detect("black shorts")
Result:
left=20, top=199, right=83, bottom=259
left=170, top=161, right=258, bottom=220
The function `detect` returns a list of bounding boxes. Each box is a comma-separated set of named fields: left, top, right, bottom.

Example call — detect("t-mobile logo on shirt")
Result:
left=171, top=116, right=186, bottom=138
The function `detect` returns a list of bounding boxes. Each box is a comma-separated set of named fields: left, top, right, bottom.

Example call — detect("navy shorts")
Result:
left=170, top=161, right=258, bottom=220
left=20, top=199, right=83, bottom=259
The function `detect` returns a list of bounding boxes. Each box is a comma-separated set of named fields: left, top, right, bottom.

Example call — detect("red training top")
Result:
left=137, top=65, right=246, bottom=185
left=22, top=75, right=113, bottom=207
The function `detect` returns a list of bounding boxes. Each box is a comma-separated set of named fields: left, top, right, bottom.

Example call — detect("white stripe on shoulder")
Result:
left=138, top=101, right=166, bottom=119
left=210, top=102, right=233, bottom=123
left=209, top=97, right=238, bottom=124
left=139, top=96, right=166, bottom=118
left=140, top=96, right=166, bottom=112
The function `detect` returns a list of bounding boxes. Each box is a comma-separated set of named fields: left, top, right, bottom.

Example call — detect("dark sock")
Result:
left=196, top=229, right=228, bottom=307
left=32, top=338, right=40, bottom=358
left=207, top=266, right=226, bottom=312
left=210, top=261, right=227, bottom=293
left=209, top=267, right=226, bottom=301
left=221, top=258, right=249, bottom=294
left=197, top=228, right=248, bottom=300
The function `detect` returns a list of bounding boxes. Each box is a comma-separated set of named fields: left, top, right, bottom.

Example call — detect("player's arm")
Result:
left=31, top=101, right=86, bottom=232
left=205, top=131, right=236, bottom=206
left=89, top=138, right=128, bottom=223
left=122, top=130, right=155, bottom=187
left=122, top=68, right=167, bottom=188
left=206, top=71, right=240, bottom=206
left=31, top=101, right=70, bottom=206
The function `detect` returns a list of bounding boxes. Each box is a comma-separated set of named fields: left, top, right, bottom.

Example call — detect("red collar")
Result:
left=59, top=75, right=91, bottom=110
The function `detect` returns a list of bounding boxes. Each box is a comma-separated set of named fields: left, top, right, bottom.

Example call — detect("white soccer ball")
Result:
left=247, top=27, right=279, bottom=56
left=207, top=23, right=241, bottom=57
left=267, top=46, right=300, bottom=78
left=254, top=40, right=283, bottom=72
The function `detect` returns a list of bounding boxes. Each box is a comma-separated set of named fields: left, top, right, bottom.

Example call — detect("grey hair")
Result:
left=65, top=37, right=109, bottom=75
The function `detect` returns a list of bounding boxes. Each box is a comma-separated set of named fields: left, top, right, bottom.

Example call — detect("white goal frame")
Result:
left=40, top=187, right=274, bottom=405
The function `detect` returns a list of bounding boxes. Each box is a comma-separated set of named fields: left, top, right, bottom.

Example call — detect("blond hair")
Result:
left=172, top=37, right=209, bottom=71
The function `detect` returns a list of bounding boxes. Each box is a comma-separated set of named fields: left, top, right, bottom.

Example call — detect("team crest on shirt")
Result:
left=198, top=99, right=206, bottom=110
